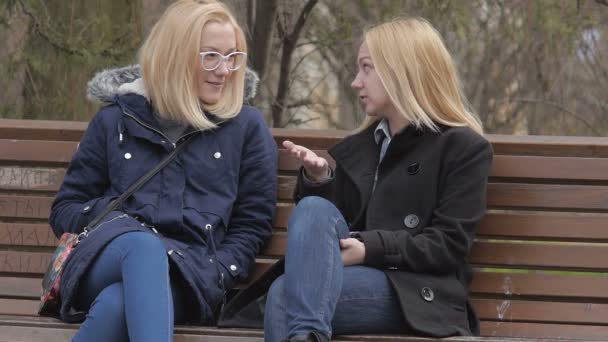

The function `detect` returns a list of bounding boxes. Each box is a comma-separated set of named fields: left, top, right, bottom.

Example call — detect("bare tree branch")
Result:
left=508, top=98, right=602, bottom=135
left=271, top=0, right=318, bottom=127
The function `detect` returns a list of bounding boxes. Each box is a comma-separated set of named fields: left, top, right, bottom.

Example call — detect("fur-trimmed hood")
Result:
left=86, top=64, right=259, bottom=104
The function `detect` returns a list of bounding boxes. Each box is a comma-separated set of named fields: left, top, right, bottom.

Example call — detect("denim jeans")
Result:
left=72, top=232, right=185, bottom=342
left=264, top=196, right=409, bottom=341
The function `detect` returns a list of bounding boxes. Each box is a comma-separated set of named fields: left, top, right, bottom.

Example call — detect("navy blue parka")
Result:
left=50, top=66, right=277, bottom=324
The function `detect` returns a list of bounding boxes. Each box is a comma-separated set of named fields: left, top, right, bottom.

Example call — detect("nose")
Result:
left=351, top=74, right=362, bottom=90
left=214, top=61, right=230, bottom=76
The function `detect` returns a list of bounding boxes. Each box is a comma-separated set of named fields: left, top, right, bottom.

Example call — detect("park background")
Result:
left=1, top=0, right=607, bottom=136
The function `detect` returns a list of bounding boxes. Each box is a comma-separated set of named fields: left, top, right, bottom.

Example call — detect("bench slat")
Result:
left=470, top=272, right=608, bottom=300
left=276, top=207, right=608, bottom=241
left=0, top=251, right=52, bottom=275
left=487, top=183, right=608, bottom=210
left=479, top=321, right=608, bottom=340
left=279, top=176, right=608, bottom=210
left=3, top=270, right=608, bottom=303
left=0, top=167, right=65, bottom=192
left=4, top=211, right=608, bottom=249
left=491, top=155, right=608, bottom=181
left=0, top=298, right=38, bottom=316
left=4, top=298, right=608, bottom=336
left=4, top=240, right=608, bottom=276
left=0, top=140, right=77, bottom=164
left=470, top=241, right=608, bottom=270
left=0, top=195, right=53, bottom=220
left=280, top=152, right=608, bottom=181
left=479, top=212, right=608, bottom=241
left=0, top=223, right=57, bottom=247
left=474, top=298, right=608, bottom=325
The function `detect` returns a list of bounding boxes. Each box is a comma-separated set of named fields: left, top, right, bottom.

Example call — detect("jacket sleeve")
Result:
left=293, top=166, right=336, bottom=203
left=49, top=109, right=117, bottom=238
left=357, top=136, right=493, bottom=273
left=215, top=114, right=278, bottom=288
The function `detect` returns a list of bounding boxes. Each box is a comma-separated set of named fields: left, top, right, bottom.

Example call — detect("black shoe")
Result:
left=286, top=331, right=329, bottom=342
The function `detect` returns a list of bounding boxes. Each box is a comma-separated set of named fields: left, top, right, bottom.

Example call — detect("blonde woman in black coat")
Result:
left=264, top=18, right=493, bottom=342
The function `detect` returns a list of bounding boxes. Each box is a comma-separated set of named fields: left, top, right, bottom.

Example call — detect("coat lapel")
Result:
left=329, top=124, right=380, bottom=225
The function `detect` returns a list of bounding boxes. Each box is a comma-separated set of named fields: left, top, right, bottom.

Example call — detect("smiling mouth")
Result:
left=207, top=81, right=223, bottom=87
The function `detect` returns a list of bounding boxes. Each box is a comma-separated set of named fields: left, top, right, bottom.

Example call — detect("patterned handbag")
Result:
left=38, top=134, right=196, bottom=317
left=38, top=232, right=84, bottom=316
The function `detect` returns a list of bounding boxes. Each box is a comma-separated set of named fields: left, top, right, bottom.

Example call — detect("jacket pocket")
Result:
left=388, top=271, right=471, bottom=337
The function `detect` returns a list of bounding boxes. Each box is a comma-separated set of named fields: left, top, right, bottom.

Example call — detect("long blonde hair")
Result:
left=359, top=18, right=483, bottom=134
left=139, top=0, right=247, bottom=130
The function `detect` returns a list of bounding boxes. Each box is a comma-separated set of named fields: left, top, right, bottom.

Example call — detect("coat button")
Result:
left=214, top=152, right=222, bottom=159
left=124, top=153, right=132, bottom=159
left=403, top=214, right=419, bottom=228
left=421, top=287, right=434, bottom=302
left=83, top=205, right=91, bottom=213
left=230, top=265, right=237, bottom=272
left=407, top=162, right=421, bottom=175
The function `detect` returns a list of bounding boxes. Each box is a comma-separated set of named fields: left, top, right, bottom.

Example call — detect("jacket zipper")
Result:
left=121, top=110, right=200, bottom=148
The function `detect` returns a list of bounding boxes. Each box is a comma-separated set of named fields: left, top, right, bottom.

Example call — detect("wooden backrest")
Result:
left=2, top=119, right=608, bottom=340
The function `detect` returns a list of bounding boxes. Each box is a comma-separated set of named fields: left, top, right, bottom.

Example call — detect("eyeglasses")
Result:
left=199, top=51, right=247, bottom=71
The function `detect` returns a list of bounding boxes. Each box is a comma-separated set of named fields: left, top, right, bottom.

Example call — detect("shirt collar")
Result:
left=374, top=119, right=391, bottom=145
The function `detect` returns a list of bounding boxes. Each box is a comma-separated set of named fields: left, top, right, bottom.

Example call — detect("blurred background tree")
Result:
left=0, top=0, right=606, bottom=136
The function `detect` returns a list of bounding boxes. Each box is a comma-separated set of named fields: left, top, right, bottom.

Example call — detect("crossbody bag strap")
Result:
left=84, top=133, right=198, bottom=233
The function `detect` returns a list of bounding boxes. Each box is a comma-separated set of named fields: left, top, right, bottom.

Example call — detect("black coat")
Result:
left=294, top=122, right=493, bottom=337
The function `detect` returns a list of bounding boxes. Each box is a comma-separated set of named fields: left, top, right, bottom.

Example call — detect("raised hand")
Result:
left=283, top=140, right=330, bottom=181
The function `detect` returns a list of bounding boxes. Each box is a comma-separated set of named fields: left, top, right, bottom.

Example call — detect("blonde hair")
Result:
left=359, top=18, right=483, bottom=134
left=139, top=0, right=247, bottom=130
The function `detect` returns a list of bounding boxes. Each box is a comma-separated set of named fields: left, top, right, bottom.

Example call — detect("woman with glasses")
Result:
left=263, top=18, right=493, bottom=341
left=49, top=1, right=277, bottom=341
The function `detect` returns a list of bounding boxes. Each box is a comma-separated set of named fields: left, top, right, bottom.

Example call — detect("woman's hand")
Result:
left=283, top=140, right=330, bottom=181
left=340, top=238, right=366, bottom=266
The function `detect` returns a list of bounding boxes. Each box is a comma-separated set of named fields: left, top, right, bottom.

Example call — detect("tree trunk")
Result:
left=0, top=2, right=31, bottom=119
left=247, top=0, right=278, bottom=82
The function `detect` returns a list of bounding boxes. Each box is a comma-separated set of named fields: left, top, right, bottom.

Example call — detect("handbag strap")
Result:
left=85, top=133, right=197, bottom=232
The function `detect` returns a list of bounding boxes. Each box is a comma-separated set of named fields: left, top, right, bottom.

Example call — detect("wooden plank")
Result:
left=470, top=241, right=608, bottom=271
left=470, top=272, right=608, bottom=300
left=0, top=167, right=65, bottom=192
left=5, top=118, right=608, bottom=157
left=0, top=277, right=40, bottom=299
left=277, top=176, right=295, bottom=201
left=0, top=140, right=76, bottom=164
left=0, top=251, right=52, bottom=275
left=0, top=224, right=57, bottom=247
left=491, top=155, right=608, bottom=181
left=0, top=298, right=38, bottom=316
left=0, top=119, right=87, bottom=142
left=486, top=183, right=608, bottom=211
left=261, top=233, right=287, bottom=257
left=0, top=195, right=53, bottom=219
left=1, top=310, right=608, bottom=341
left=479, top=212, right=608, bottom=241
left=5, top=272, right=608, bottom=307
left=488, top=134, right=608, bottom=158
left=479, top=321, right=608, bottom=340
left=276, top=208, right=608, bottom=243
left=5, top=271, right=608, bottom=304
left=473, top=298, right=608, bottom=325
left=272, top=204, right=292, bottom=229
left=279, top=177, right=608, bottom=210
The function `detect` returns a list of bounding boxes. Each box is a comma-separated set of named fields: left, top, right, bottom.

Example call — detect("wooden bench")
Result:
left=1, top=118, right=608, bottom=341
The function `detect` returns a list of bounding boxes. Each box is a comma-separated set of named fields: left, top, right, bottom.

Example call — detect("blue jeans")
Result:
left=73, top=232, right=185, bottom=342
left=264, top=197, right=409, bottom=341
